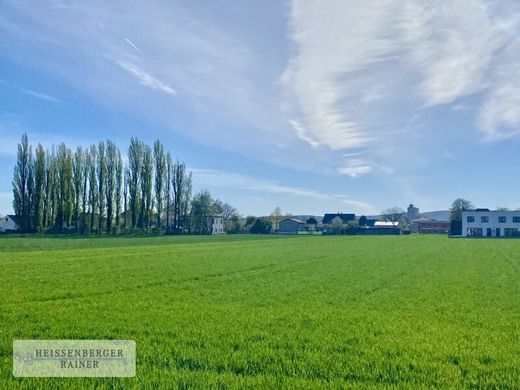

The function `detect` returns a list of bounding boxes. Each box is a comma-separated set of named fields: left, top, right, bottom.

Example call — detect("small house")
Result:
left=0, top=215, right=19, bottom=232
left=278, top=218, right=305, bottom=234
left=207, top=215, right=225, bottom=235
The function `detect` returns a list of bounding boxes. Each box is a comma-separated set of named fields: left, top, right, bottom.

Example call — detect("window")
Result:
left=505, top=228, right=520, bottom=237
left=498, top=216, right=506, bottom=223
left=481, top=216, right=489, bottom=223
left=467, top=228, right=483, bottom=237
left=467, top=216, right=475, bottom=223
left=513, top=217, right=520, bottom=223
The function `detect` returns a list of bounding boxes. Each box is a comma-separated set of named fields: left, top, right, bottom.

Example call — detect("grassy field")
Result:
left=0, top=234, right=519, bottom=388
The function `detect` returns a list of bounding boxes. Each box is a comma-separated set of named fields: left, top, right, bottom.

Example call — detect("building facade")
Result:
left=412, top=220, right=450, bottom=234
left=0, top=215, right=19, bottom=232
left=278, top=218, right=305, bottom=234
left=207, top=215, right=225, bottom=235
left=407, top=204, right=419, bottom=222
left=322, top=213, right=355, bottom=225
left=462, top=210, right=520, bottom=237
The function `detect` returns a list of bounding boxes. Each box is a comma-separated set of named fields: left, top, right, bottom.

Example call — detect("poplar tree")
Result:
left=165, top=152, right=172, bottom=233
left=123, top=166, right=129, bottom=229
left=128, top=138, right=143, bottom=229
left=33, top=144, right=46, bottom=232
left=172, top=160, right=192, bottom=234
left=153, top=140, right=166, bottom=229
left=72, top=147, right=84, bottom=231
left=97, top=141, right=106, bottom=232
left=12, top=134, right=31, bottom=231
left=88, top=145, right=97, bottom=232
left=56, top=143, right=73, bottom=228
left=105, top=141, right=116, bottom=233
left=115, top=149, right=123, bottom=230
left=140, top=145, right=153, bottom=230
left=81, top=148, right=89, bottom=233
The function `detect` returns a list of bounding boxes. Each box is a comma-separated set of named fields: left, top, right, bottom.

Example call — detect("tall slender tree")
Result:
left=56, top=143, right=73, bottom=228
left=33, top=144, right=46, bottom=232
left=97, top=141, right=106, bottom=232
left=105, top=141, right=116, bottom=233
left=123, top=166, right=129, bottom=229
left=26, top=151, right=35, bottom=232
left=153, top=140, right=166, bottom=230
left=172, top=160, right=192, bottom=234
left=47, top=147, right=58, bottom=228
left=88, top=145, right=98, bottom=232
left=42, top=149, right=53, bottom=229
left=12, top=134, right=31, bottom=231
left=72, top=147, right=84, bottom=231
left=115, top=149, right=123, bottom=230
left=140, top=145, right=153, bottom=230
left=165, top=152, right=172, bottom=233
left=128, top=138, right=143, bottom=229
left=81, top=148, right=89, bottom=233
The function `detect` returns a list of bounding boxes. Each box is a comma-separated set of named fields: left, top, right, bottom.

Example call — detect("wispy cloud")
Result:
left=0, top=79, right=61, bottom=102
left=191, top=168, right=372, bottom=209
left=17, top=86, right=62, bottom=102
left=282, top=0, right=520, bottom=150
left=338, top=165, right=372, bottom=177
left=115, top=61, right=177, bottom=96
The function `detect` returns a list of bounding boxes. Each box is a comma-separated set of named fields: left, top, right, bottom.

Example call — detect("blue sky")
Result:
left=1, top=0, right=520, bottom=216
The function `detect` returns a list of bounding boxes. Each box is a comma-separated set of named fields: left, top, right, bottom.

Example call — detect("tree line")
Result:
left=12, top=134, right=236, bottom=234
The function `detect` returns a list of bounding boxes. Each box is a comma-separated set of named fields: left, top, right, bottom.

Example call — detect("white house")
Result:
left=462, top=210, right=520, bottom=237
left=374, top=221, right=399, bottom=228
left=0, top=215, right=19, bottom=232
left=207, top=215, right=225, bottom=235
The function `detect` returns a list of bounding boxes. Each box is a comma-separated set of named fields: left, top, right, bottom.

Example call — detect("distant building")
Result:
left=322, top=213, right=355, bottom=225
left=407, top=204, right=419, bottom=222
left=462, top=210, right=520, bottom=237
left=411, top=217, right=450, bottom=234
left=374, top=221, right=399, bottom=228
left=207, top=215, right=225, bottom=235
left=279, top=218, right=305, bottom=234
left=0, top=215, right=19, bottom=232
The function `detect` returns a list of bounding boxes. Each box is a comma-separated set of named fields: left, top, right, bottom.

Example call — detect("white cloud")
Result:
left=191, top=168, right=372, bottom=209
left=0, top=79, right=61, bottom=103
left=116, top=61, right=177, bottom=96
left=17, top=87, right=62, bottom=103
left=479, top=40, right=520, bottom=140
left=338, top=166, right=372, bottom=177
left=283, top=0, right=520, bottom=151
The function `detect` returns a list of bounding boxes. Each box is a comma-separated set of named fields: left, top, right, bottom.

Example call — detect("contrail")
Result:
left=125, top=38, right=143, bottom=54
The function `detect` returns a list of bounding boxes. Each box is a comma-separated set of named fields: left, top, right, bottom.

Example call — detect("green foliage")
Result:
left=0, top=235, right=518, bottom=388
left=450, top=198, right=474, bottom=222
left=190, top=190, right=214, bottom=234
left=249, top=217, right=271, bottom=234
left=153, top=140, right=166, bottom=230
left=32, top=144, right=46, bottom=232
left=12, top=133, right=32, bottom=231
left=11, top=135, right=237, bottom=238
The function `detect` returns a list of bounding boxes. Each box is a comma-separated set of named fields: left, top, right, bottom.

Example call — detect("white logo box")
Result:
left=13, top=340, right=136, bottom=377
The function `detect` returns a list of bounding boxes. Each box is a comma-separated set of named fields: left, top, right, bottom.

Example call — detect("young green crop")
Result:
left=0, top=235, right=518, bottom=388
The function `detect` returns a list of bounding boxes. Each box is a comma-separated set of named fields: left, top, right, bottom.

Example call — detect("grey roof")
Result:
left=323, top=213, right=355, bottom=224
left=7, top=215, right=20, bottom=223
left=280, top=218, right=305, bottom=224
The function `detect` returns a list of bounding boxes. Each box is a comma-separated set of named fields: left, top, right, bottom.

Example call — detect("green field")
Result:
left=0, top=235, right=519, bottom=388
